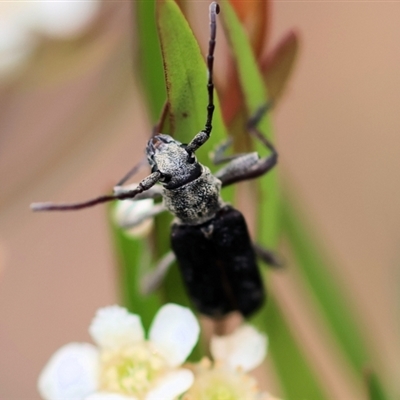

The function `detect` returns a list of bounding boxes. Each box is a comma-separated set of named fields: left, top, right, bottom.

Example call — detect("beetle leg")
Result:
left=215, top=152, right=260, bottom=184
left=141, top=250, right=176, bottom=294
left=210, top=136, right=249, bottom=165
left=216, top=105, right=278, bottom=187
left=217, top=150, right=277, bottom=187
left=210, top=136, right=232, bottom=164
left=115, top=157, right=148, bottom=187
left=253, top=242, right=284, bottom=268
left=113, top=183, right=163, bottom=201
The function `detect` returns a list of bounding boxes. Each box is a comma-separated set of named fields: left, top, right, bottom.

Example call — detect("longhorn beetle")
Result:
left=31, top=2, right=280, bottom=318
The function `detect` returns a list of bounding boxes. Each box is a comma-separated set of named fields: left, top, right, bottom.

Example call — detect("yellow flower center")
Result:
left=99, top=342, right=167, bottom=396
left=203, top=380, right=240, bottom=400
left=183, top=360, right=261, bottom=400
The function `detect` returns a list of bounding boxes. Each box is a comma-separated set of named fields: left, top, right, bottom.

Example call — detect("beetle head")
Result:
left=146, top=134, right=202, bottom=189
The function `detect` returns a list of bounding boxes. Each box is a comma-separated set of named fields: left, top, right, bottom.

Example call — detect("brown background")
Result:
left=0, top=1, right=399, bottom=399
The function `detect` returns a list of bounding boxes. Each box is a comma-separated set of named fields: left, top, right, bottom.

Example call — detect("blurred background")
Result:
left=1, top=1, right=399, bottom=399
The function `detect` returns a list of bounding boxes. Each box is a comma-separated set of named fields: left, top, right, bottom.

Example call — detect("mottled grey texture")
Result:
left=215, top=152, right=259, bottom=181
left=147, top=134, right=201, bottom=190
left=145, top=134, right=224, bottom=225
left=163, top=166, right=223, bottom=225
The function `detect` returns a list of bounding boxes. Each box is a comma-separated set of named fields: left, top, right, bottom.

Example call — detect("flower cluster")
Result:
left=38, top=304, right=278, bottom=400
left=184, top=324, right=271, bottom=400
left=0, top=1, right=100, bottom=77
left=39, top=304, right=199, bottom=400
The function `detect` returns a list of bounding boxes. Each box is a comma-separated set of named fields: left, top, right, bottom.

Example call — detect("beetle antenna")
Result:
left=205, top=2, right=219, bottom=135
left=30, top=171, right=161, bottom=212
left=186, top=2, right=220, bottom=153
left=115, top=156, right=147, bottom=187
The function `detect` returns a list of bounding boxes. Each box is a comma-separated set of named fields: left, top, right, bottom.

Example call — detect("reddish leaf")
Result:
left=220, top=0, right=270, bottom=125
left=262, top=29, right=300, bottom=101
left=222, top=30, right=300, bottom=126
left=229, top=0, right=270, bottom=56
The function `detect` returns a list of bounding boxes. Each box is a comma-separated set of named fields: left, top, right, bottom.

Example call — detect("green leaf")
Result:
left=136, top=0, right=166, bottom=121
left=219, top=0, right=275, bottom=327
left=281, top=192, right=370, bottom=372
left=266, top=297, right=328, bottom=400
left=106, top=0, right=167, bottom=331
left=219, top=3, right=327, bottom=398
left=114, top=0, right=231, bottom=359
left=365, top=369, right=391, bottom=400
left=108, top=204, right=163, bottom=330
left=156, top=0, right=233, bottom=360
left=156, top=0, right=228, bottom=169
left=219, top=0, right=279, bottom=248
left=132, top=0, right=231, bottom=325
left=155, top=0, right=232, bottom=304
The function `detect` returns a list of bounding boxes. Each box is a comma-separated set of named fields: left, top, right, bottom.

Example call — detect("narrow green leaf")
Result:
left=219, top=3, right=328, bottom=398
left=281, top=191, right=369, bottom=371
left=155, top=0, right=232, bottom=360
left=365, top=369, right=391, bottom=400
left=155, top=0, right=232, bottom=305
left=108, top=204, right=163, bottom=330
left=136, top=0, right=166, bottom=121
left=156, top=0, right=227, bottom=168
left=105, top=1, right=166, bottom=331
left=220, top=1, right=270, bottom=114
left=109, top=206, right=202, bottom=359
left=266, top=297, right=328, bottom=400
left=219, top=0, right=275, bottom=322
left=219, top=0, right=279, bottom=248
left=113, top=0, right=231, bottom=358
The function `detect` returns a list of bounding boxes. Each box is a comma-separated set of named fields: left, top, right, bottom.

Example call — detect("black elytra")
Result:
left=171, top=205, right=265, bottom=318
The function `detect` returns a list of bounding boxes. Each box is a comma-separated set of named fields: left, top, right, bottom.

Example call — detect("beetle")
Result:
left=31, top=2, right=280, bottom=318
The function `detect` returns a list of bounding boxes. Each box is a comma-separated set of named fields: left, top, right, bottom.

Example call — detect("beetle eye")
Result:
left=187, top=153, right=196, bottom=164
left=151, top=165, right=158, bottom=173
left=160, top=173, right=172, bottom=183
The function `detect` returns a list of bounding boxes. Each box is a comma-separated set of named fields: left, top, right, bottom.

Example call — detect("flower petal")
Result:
left=33, top=1, right=100, bottom=38
left=85, top=392, right=137, bottom=400
left=38, top=342, right=99, bottom=400
left=113, top=199, right=154, bottom=238
left=145, top=369, right=194, bottom=400
left=89, top=305, right=144, bottom=350
left=149, top=303, right=199, bottom=367
left=0, top=21, right=36, bottom=77
left=210, top=325, right=267, bottom=372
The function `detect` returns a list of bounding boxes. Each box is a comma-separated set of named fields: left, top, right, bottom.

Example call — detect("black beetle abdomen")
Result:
left=171, top=205, right=265, bottom=318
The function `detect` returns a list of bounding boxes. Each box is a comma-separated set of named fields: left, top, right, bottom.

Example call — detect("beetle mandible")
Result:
left=31, top=2, right=280, bottom=318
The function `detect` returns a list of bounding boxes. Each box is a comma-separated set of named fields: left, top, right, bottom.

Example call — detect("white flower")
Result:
left=210, top=324, right=267, bottom=372
left=183, top=325, right=278, bottom=400
left=113, top=199, right=155, bottom=238
left=38, top=304, right=200, bottom=400
left=0, top=1, right=100, bottom=77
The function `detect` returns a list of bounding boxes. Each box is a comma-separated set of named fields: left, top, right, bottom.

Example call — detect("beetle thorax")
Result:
left=163, top=166, right=223, bottom=225
left=146, top=134, right=223, bottom=224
